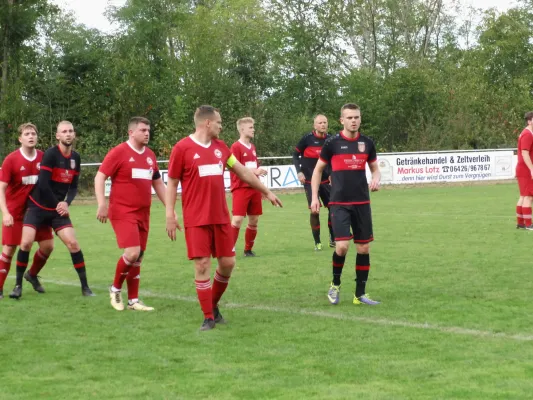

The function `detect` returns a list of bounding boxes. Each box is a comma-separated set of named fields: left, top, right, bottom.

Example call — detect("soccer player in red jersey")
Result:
left=293, top=115, right=334, bottom=250
left=95, top=117, right=170, bottom=311
left=311, top=104, right=381, bottom=306
left=165, top=105, right=282, bottom=331
left=0, top=123, right=54, bottom=299
left=229, top=117, right=267, bottom=257
left=10, top=121, right=94, bottom=299
left=515, top=111, right=533, bottom=229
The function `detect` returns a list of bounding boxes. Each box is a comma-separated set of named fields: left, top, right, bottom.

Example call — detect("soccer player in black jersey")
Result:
left=311, top=104, right=381, bottom=306
left=293, top=115, right=334, bottom=251
left=9, top=121, right=94, bottom=299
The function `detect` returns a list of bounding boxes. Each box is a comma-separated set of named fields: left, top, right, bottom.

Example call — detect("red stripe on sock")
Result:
left=356, top=265, right=370, bottom=271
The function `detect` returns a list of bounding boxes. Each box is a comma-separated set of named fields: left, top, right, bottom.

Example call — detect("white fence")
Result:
left=96, top=149, right=517, bottom=196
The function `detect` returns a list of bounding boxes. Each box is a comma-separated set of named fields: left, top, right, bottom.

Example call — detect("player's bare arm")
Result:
left=230, top=160, right=282, bottom=207
left=521, top=150, right=533, bottom=179
left=152, top=178, right=167, bottom=205
left=0, top=182, right=13, bottom=227
left=94, top=171, right=109, bottom=223
left=368, top=161, right=381, bottom=192
left=310, top=159, right=327, bottom=214
left=165, top=177, right=182, bottom=240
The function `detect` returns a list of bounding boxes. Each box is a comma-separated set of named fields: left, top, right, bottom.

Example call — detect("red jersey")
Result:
left=230, top=140, right=260, bottom=191
left=0, top=149, right=43, bottom=220
left=168, top=135, right=232, bottom=228
left=99, top=141, right=161, bottom=219
left=516, top=128, right=533, bottom=178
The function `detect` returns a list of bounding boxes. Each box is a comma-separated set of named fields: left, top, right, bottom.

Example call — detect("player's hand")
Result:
left=369, top=178, right=380, bottom=192
left=56, top=201, right=69, bottom=216
left=166, top=214, right=182, bottom=241
left=96, top=204, right=108, bottom=223
left=2, top=213, right=13, bottom=227
left=297, top=172, right=305, bottom=185
left=255, top=168, right=268, bottom=177
left=310, top=198, right=321, bottom=214
left=265, top=191, right=283, bottom=208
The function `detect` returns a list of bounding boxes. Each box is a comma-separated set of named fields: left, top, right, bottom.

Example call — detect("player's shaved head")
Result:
left=57, top=120, right=74, bottom=132
left=194, top=105, right=219, bottom=126
left=313, top=114, right=328, bottom=135
left=129, top=116, right=150, bottom=131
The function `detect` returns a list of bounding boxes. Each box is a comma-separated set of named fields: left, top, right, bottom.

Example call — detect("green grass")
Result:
left=2, top=182, right=533, bottom=399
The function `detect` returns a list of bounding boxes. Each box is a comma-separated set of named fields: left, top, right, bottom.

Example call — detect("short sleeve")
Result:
left=219, top=141, right=232, bottom=164
left=522, top=132, right=533, bottom=152
left=151, top=151, right=161, bottom=180
left=75, top=153, right=81, bottom=175
left=168, top=143, right=184, bottom=180
left=99, top=148, right=121, bottom=178
left=319, top=138, right=333, bottom=164
left=0, top=156, right=12, bottom=183
left=230, top=142, right=242, bottom=163
left=368, top=141, right=377, bottom=163
left=40, top=149, right=56, bottom=172
left=295, top=135, right=308, bottom=153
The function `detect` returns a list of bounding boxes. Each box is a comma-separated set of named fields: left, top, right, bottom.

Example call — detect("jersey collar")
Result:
left=126, top=140, right=146, bottom=154
left=189, top=134, right=211, bottom=148
left=339, top=130, right=360, bottom=142
left=526, top=127, right=533, bottom=135
left=238, top=139, right=252, bottom=149
left=312, top=131, right=326, bottom=139
left=19, top=148, right=37, bottom=162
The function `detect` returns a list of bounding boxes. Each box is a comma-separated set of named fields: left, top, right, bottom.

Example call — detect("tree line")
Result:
left=1, top=0, right=532, bottom=167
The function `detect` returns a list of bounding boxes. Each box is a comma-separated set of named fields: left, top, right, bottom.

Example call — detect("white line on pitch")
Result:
left=13, top=277, right=533, bottom=342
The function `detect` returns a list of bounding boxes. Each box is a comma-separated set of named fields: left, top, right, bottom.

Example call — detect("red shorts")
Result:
left=518, top=177, right=533, bottom=196
left=2, top=220, right=54, bottom=246
left=110, top=218, right=149, bottom=251
left=184, top=224, right=235, bottom=260
left=232, top=188, right=263, bottom=216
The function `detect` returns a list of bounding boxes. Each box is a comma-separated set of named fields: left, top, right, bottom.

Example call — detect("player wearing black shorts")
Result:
left=311, top=104, right=381, bottom=306
left=9, top=121, right=94, bottom=299
left=293, top=114, right=334, bottom=251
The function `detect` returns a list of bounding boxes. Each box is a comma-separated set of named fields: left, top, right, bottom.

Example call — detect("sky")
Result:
left=51, top=0, right=518, bottom=33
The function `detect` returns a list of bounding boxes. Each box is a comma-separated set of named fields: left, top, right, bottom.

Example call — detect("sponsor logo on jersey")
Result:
left=214, top=149, right=222, bottom=159
left=20, top=166, right=25, bottom=171
left=198, top=163, right=224, bottom=177
left=129, top=157, right=135, bottom=162
left=243, top=153, right=247, bottom=157
left=21, top=175, right=39, bottom=185
left=193, top=153, right=200, bottom=159
left=341, top=146, right=348, bottom=149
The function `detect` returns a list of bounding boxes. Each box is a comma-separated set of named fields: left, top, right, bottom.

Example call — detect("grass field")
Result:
left=2, top=182, right=533, bottom=399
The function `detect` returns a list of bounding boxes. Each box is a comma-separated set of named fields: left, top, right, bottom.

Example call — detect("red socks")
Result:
left=113, top=255, right=131, bottom=290
left=195, top=279, right=213, bottom=319
left=28, top=249, right=49, bottom=277
left=0, top=252, right=13, bottom=289
left=212, top=270, right=230, bottom=308
left=523, top=207, right=532, bottom=227
left=244, top=225, right=257, bottom=251
left=126, top=262, right=141, bottom=301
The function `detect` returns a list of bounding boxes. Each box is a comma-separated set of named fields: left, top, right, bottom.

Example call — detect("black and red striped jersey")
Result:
left=29, top=145, right=81, bottom=210
left=319, top=131, right=377, bottom=205
left=293, top=131, right=331, bottom=183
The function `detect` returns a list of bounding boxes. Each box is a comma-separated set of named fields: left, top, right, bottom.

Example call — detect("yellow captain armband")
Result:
left=227, top=154, right=237, bottom=168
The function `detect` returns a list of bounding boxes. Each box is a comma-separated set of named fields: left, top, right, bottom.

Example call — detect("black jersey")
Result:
left=293, top=131, right=331, bottom=183
left=29, top=145, right=81, bottom=210
left=319, top=131, right=377, bottom=205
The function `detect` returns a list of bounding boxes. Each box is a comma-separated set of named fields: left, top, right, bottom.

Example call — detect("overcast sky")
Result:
left=51, top=0, right=518, bottom=33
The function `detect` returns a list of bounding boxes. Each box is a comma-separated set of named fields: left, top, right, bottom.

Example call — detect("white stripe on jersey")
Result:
left=21, top=175, right=39, bottom=185
left=131, top=168, right=153, bottom=180
left=198, top=164, right=223, bottom=177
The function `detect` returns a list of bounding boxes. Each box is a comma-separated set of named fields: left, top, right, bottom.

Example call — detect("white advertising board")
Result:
left=104, top=150, right=516, bottom=196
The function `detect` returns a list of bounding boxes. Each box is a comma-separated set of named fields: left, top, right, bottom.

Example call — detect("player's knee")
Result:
left=218, top=256, right=235, bottom=270
left=39, top=242, right=54, bottom=256
left=194, top=258, right=211, bottom=275
left=2, top=245, right=16, bottom=257
left=356, top=244, right=370, bottom=254
left=123, top=248, right=140, bottom=263
left=231, top=217, right=244, bottom=228
left=65, top=239, right=80, bottom=253
left=335, top=243, right=349, bottom=256
left=20, top=238, right=33, bottom=251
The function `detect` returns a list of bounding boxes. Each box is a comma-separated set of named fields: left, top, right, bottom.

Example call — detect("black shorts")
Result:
left=330, top=204, right=373, bottom=243
left=304, top=182, right=331, bottom=208
left=23, top=202, right=73, bottom=233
